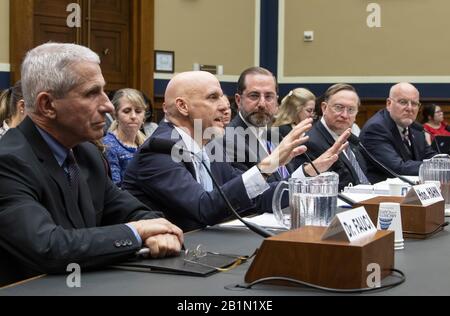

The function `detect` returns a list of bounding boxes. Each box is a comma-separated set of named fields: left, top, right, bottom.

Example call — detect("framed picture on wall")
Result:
left=155, top=50, right=175, bottom=73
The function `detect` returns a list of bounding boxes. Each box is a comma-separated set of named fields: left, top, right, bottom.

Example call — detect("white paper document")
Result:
left=220, top=213, right=286, bottom=230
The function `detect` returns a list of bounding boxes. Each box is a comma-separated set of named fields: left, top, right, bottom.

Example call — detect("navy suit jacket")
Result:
left=360, top=109, right=436, bottom=183
left=123, top=121, right=278, bottom=232
left=0, top=117, right=161, bottom=286
left=219, top=114, right=301, bottom=182
left=296, top=120, right=369, bottom=191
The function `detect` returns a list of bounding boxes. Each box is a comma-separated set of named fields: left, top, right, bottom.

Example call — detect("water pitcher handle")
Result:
left=272, top=181, right=289, bottom=227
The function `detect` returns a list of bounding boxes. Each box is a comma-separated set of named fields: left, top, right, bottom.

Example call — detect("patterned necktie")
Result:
left=195, top=150, right=213, bottom=192
left=402, top=128, right=413, bottom=157
left=65, top=150, right=81, bottom=202
left=345, top=147, right=370, bottom=184
left=267, top=141, right=290, bottom=179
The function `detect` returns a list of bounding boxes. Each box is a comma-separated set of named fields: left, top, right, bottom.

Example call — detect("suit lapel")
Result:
left=18, top=117, right=86, bottom=228
left=316, top=122, right=359, bottom=183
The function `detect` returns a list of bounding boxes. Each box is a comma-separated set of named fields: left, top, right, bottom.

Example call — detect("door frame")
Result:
left=10, top=0, right=154, bottom=99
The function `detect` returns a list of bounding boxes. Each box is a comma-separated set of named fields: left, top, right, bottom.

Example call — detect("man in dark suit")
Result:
left=222, top=67, right=348, bottom=182
left=0, top=43, right=183, bottom=286
left=298, top=84, right=369, bottom=191
left=123, top=71, right=312, bottom=232
left=360, top=82, right=436, bottom=183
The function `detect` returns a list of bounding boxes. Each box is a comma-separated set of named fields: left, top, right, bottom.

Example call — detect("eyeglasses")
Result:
left=393, top=99, right=421, bottom=109
left=242, top=92, right=278, bottom=103
left=329, top=103, right=358, bottom=116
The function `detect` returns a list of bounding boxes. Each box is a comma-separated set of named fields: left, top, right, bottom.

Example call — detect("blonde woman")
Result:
left=0, top=81, right=26, bottom=139
left=273, top=88, right=316, bottom=137
left=103, top=88, right=146, bottom=187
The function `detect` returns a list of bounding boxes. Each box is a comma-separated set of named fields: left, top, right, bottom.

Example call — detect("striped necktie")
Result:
left=64, top=150, right=81, bottom=202
left=267, top=141, right=290, bottom=179
left=345, top=147, right=370, bottom=185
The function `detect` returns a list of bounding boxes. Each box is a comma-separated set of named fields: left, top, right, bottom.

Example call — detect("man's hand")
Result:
left=129, top=218, right=184, bottom=258
left=305, top=128, right=351, bottom=176
left=258, top=119, right=313, bottom=174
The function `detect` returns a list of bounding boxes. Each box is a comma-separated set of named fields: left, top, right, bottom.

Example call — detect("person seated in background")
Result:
left=103, top=88, right=147, bottom=187
left=297, top=83, right=369, bottom=191
left=0, top=43, right=183, bottom=286
left=222, top=67, right=348, bottom=182
left=421, top=103, right=450, bottom=145
left=273, top=88, right=316, bottom=138
left=141, top=92, right=159, bottom=138
left=360, top=82, right=436, bottom=183
left=0, top=81, right=26, bottom=139
left=222, top=95, right=232, bottom=127
left=123, top=71, right=316, bottom=232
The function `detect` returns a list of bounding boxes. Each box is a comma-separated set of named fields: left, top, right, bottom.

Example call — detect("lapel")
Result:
left=316, top=121, right=359, bottom=182
left=18, top=117, right=86, bottom=229
left=229, top=115, right=266, bottom=163
left=158, top=121, right=197, bottom=180
left=72, top=146, right=97, bottom=228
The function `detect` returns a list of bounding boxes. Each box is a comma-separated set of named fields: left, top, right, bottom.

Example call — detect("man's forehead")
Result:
left=245, top=74, right=276, bottom=90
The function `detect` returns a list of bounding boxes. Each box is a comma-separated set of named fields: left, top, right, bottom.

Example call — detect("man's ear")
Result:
left=35, top=92, right=57, bottom=119
left=175, top=97, right=189, bottom=117
left=235, top=93, right=242, bottom=110
left=321, top=101, right=328, bottom=114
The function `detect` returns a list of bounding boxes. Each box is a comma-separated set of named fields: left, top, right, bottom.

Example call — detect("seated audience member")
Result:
left=123, top=71, right=316, bottom=232
left=141, top=92, right=159, bottom=138
left=0, top=43, right=183, bottom=286
left=103, top=88, right=147, bottom=187
left=0, top=81, right=26, bottom=139
left=222, top=95, right=232, bottom=127
left=298, top=83, right=370, bottom=191
left=360, top=83, right=436, bottom=183
left=273, top=88, right=316, bottom=138
left=222, top=67, right=348, bottom=182
left=421, top=103, right=450, bottom=145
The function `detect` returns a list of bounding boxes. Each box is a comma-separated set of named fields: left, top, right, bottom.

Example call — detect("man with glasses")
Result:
left=221, top=67, right=349, bottom=182
left=360, top=82, right=436, bottom=183
left=297, top=83, right=369, bottom=191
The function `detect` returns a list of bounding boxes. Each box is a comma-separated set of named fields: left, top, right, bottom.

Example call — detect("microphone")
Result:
left=348, top=134, right=417, bottom=186
left=147, top=138, right=275, bottom=238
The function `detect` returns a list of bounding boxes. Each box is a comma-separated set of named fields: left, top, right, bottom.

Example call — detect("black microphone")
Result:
left=147, top=138, right=275, bottom=238
left=348, top=134, right=417, bottom=186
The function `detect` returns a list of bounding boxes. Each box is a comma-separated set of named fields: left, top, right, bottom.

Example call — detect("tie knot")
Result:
left=65, top=150, right=77, bottom=166
left=402, top=128, right=409, bottom=136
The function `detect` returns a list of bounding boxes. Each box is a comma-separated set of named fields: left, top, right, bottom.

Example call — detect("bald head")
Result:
left=164, top=71, right=226, bottom=137
left=387, top=82, right=420, bottom=128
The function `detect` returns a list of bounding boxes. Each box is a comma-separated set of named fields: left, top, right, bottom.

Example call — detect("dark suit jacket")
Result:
left=0, top=117, right=160, bottom=286
left=360, top=109, right=436, bottom=183
left=297, top=120, right=369, bottom=191
left=123, top=121, right=278, bottom=232
left=219, top=115, right=301, bottom=182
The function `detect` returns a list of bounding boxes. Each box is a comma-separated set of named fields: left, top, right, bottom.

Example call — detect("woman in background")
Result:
left=421, top=103, right=450, bottom=145
left=103, top=88, right=146, bottom=187
left=273, top=88, right=316, bottom=137
left=0, top=81, right=26, bottom=139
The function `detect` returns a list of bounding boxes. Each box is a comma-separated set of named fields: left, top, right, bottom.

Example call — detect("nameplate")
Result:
left=403, top=183, right=444, bottom=206
left=322, top=207, right=377, bottom=243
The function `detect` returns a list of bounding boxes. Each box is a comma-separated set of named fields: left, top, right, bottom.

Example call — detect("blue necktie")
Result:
left=345, top=147, right=370, bottom=185
left=195, top=150, right=213, bottom=192
left=64, top=150, right=81, bottom=202
left=267, top=141, right=290, bottom=179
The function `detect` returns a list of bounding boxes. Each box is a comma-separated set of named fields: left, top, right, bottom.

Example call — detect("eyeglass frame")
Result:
left=240, top=91, right=278, bottom=103
left=325, top=102, right=359, bottom=116
left=389, top=98, right=422, bottom=109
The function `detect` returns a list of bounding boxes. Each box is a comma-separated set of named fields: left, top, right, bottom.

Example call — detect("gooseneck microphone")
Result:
left=348, top=134, right=417, bottom=186
left=148, top=138, right=275, bottom=238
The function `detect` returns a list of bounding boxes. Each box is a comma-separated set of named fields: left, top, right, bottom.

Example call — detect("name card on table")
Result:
left=322, top=207, right=377, bottom=243
left=403, top=183, right=444, bottom=206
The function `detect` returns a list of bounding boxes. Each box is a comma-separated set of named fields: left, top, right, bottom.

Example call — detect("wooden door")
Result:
left=10, top=0, right=154, bottom=99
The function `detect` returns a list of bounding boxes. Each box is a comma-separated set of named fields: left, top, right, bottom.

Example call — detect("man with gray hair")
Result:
left=360, top=82, right=436, bottom=183
left=0, top=43, right=183, bottom=286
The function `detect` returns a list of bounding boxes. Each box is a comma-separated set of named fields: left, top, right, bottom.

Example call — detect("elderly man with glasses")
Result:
left=295, top=83, right=369, bottom=191
left=360, top=82, right=436, bottom=183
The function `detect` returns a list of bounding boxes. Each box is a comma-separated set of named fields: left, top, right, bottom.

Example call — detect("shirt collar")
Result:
left=35, top=126, right=70, bottom=167
left=173, top=125, right=203, bottom=156
left=321, top=117, right=340, bottom=141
